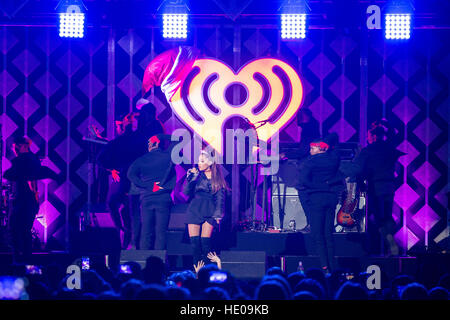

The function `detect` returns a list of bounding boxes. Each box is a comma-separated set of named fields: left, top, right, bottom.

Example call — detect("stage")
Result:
left=1, top=230, right=448, bottom=284
left=0, top=0, right=449, bottom=302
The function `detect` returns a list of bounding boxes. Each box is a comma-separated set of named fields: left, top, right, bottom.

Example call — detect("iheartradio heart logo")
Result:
left=168, top=57, right=304, bottom=154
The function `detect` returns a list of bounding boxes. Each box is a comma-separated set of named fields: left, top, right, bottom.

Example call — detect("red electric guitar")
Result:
left=336, top=182, right=359, bottom=227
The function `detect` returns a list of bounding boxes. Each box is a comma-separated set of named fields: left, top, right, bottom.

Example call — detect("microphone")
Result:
left=187, top=166, right=199, bottom=181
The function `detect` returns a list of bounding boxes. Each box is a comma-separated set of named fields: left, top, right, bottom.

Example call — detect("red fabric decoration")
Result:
left=152, top=182, right=161, bottom=192
left=310, top=141, right=329, bottom=149
left=149, top=135, right=160, bottom=144
left=142, top=46, right=200, bottom=102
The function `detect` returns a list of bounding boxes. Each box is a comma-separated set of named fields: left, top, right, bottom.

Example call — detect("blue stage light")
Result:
left=56, top=0, right=86, bottom=39
left=162, top=14, right=188, bottom=40
left=385, top=14, right=411, bottom=40
left=281, top=14, right=306, bottom=39
left=59, top=13, right=85, bottom=38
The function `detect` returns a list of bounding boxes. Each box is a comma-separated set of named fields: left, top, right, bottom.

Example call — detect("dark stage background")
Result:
left=0, top=1, right=448, bottom=254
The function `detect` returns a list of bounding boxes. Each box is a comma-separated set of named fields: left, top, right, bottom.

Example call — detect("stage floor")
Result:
left=167, top=230, right=369, bottom=256
left=1, top=230, right=449, bottom=283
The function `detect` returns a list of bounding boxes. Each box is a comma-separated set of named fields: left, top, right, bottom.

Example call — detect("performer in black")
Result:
left=349, top=120, right=402, bottom=256
left=130, top=102, right=165, bottom=248
left=98, top=102, right=164, bottom=249
left=98, top=112, right=141, bottom=249
left=281, top=108, right=321, bottom=232
left=298, top=136, right=341, bottom=273
left=4, top=136, right=58, bottom=261
left=183, top=151, right=227, bottom=265
left=127, top=134, right=177, bottom=250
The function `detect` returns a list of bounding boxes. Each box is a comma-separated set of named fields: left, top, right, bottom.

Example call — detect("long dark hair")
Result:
left=210, top=163, right=229, bottom=193
left=201, top=150, right=228, bottom=193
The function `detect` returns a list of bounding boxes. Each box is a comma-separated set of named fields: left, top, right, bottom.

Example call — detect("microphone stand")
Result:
left=81, top=127, right=109, bottom=231
left=243, top=118, right=270, bottom=232
left=243, top=118, right=258, bottom=230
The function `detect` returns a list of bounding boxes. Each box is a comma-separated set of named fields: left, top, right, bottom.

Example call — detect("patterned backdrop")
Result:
left=1, top=24, right=448, bottom=252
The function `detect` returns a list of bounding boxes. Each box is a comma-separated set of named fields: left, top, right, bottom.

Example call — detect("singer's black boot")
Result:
left=190, top=236, right=202, bottom=265
left=201, top=237, right=212, bottom=263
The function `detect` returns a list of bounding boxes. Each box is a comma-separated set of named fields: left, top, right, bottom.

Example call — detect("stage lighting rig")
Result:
left=56, top=0, right=87, bottom=39
left=158, top=0, right=189, bottom=40
left=279, top=0, right=310, bottom=40
left=384, top=0, right=414, bottom=40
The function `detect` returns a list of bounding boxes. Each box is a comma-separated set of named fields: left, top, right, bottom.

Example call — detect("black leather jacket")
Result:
left=183, top=171, right=225, bottom=220
left=298, top=150, right=341, bottom=194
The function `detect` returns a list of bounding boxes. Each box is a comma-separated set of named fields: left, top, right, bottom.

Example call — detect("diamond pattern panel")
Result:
left=414, top=76, right=443, bottom=102
left=392, top=97, right=420, bottom=124
left=329, top=35, right=356, bottom=58
left=329, top=75, right=357, bottom=102
left=328, top=118, right=356, bottom=142
left=413, top=205, right=440, bottom=232
left=12, top=93, right=39, bottom=120
left=394, top=226, right=420, bottom=251
left=308, top=53, right=335, bottom=80
left=55, top=94, right=84, bottom=120
left=396, top=141, right=419, bottom=167
left=34, top=115, right=61, bottom=141
left=78, top=73, right=105, bottom=99
left=1, top=25, right=447, bottom=253
left=394, top=184, right=420, bottom=211
left=413, top=119, right=441, bottom=146
left=369, top=29, right=449, bottom=251
left=392, top=58, right=420, bottom=81
left=54, top=181, right=82, bottom=206
left=0, top=70, right=19, bottom=97
left=412, top=162, right=440, bottom=189
left=34, top=72, right=62, bottom=98
left=117, top=73, right=142, bottom=100
left=12, top=49, right=40, bottom=76
left=1, top=27, right=109, bottom=247
left=55, top=138, right=83, bottom=163
left=56, top=50, right=83, bottom=77
left=370, top=75, right=398, bottom=103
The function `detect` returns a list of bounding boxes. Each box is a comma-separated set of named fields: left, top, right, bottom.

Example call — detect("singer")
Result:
left=183, top=150, right=228, bottom=266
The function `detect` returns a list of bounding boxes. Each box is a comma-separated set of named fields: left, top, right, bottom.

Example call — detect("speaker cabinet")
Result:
left=220, top=251, right=266, bottom=279
left=272, top=195, right=307, bottom=231
left=272, top=176, right=298, bottom=196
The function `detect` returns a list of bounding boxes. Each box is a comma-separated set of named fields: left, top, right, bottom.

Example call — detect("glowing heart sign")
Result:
left=170, top=58, right=304, bottom=154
